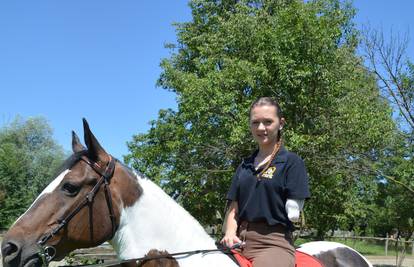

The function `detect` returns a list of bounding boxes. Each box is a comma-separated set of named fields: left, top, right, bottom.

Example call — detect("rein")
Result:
left=37, top=155, right=117, bottom=266
left=64, top=243, right=243, bottom=267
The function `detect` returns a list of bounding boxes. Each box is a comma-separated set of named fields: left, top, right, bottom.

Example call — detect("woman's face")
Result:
left=250, top=105, right=284, bottom=147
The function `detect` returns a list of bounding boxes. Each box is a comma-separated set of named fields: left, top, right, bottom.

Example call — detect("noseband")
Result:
left=37, top=155, right=117, bottom=265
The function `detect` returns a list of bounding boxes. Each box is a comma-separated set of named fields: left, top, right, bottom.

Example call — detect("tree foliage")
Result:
left=0, top=117, right=65, bottom=228
left=125, top=0, right=395, bottom=237
left=361, top=27, right=414, bottom=250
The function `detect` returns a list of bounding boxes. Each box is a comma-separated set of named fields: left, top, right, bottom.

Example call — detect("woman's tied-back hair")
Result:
left=249, top=97, right=283, bottom=120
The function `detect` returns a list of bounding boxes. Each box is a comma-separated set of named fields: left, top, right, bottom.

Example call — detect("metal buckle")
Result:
left=38, top=245, right=56, bottom=267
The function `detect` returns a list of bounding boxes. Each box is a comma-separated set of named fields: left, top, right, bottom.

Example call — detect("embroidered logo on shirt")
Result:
left=261, top=166, right=276, bottom=179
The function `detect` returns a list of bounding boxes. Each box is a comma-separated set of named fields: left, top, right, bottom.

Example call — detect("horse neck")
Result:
left=110, top=175, right=217, bottom=260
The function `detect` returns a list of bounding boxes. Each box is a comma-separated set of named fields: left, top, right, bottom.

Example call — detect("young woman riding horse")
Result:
left=1, top=119, right=372, bottom=267
left=221, top=97, right=310, bottom=267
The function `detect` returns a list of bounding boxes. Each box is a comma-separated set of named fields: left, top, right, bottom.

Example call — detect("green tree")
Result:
left=0, top=117, right=65, bottom=228
left=361, top=28, right=414, bottom=265
left=126, top=0, right=395, bottom=238
left=363, top=28, right=414, bottom=195
left=366, top=136, right=414, bottom=266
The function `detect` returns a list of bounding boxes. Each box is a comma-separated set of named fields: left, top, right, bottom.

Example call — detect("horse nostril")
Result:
left=2, top=241, right=21, bottom=263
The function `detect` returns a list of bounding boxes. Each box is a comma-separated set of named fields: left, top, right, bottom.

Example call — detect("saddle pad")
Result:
left=295, top=250, right=324, bottom=267
left=231, top=250, right=253, bottom=267
left=230, top=250, right=323, bottom=267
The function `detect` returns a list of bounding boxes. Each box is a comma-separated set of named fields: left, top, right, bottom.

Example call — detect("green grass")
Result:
left=295, top=237, right=412, bottom=256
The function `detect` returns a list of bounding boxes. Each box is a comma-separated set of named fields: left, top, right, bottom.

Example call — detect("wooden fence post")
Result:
left=412, top=240, right=414, bottom=256
left=385, top=233, right=389, bottom=256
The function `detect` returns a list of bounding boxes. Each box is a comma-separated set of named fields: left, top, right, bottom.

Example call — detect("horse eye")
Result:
left=61, top=183, right=80, bottom=196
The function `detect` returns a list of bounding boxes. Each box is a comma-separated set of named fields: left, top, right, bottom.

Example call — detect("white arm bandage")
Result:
left=285, top=199, right=304, bottom=222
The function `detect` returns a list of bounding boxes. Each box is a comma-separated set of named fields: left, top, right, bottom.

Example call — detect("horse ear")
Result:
left=82, top=118, right=108, bottom=161
left=72, top=131, right=85, bottom=153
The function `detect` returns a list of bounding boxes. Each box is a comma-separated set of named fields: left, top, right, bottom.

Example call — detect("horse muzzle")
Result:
left=1, top=238, right=44, bottom=267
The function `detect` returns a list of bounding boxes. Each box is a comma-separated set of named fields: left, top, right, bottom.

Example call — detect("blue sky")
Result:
left=0, top=1, right=413, bottom=161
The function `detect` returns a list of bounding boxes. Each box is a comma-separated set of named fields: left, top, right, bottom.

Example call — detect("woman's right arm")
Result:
left=220, top=201, right=242, bottom=247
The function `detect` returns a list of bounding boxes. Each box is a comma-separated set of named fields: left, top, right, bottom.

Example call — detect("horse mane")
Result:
left=53, top=150, right=88, bottom=177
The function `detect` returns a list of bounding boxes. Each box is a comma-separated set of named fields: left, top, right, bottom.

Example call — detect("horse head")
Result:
left=1, top=119, right=142, bottom=267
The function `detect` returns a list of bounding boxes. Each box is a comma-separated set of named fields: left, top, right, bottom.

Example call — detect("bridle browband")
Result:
left=37, top=154, right=117, bottom=265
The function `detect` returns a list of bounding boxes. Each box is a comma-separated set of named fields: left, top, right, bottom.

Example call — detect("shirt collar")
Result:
left=242, top=145, right=288, bottom=168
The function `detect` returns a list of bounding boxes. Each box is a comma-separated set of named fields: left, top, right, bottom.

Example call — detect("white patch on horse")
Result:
left=110, top=173, right=237, bottom=267
left=298, top=241, right=373, bottom=267
left=12, top=170, right=70, bottom=225
left=297, top=241, right=346, bottom=254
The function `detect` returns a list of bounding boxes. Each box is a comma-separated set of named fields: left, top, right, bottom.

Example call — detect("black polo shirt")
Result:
left=226, top=146, right=310, bottom=231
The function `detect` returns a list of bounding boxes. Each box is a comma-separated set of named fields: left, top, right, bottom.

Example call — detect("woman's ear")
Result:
left=279, top=117, right=286, bottom=130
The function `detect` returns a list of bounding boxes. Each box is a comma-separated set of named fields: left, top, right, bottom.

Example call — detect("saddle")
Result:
left=295, top=251, right=324, bottom=267
left=230, top=250, right=324, bottom=267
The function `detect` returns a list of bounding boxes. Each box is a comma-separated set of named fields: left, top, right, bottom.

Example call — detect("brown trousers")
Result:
left=238, top=221, right=295, bottom=267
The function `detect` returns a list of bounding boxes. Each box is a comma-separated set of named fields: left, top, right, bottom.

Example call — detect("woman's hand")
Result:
left=220, top=232, right=242, bottom=248
left=221, top=201, right=240, bottom=248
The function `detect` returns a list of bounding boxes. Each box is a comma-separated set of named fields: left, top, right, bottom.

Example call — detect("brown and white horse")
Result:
left=1, top=120, right=372, bottom=267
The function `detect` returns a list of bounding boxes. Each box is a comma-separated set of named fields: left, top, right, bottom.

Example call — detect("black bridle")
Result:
left=37, top=154, right=117, bottom=265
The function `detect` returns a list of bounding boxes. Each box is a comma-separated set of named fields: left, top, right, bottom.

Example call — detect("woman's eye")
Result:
left=61, top=183, right=80, bottom=196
